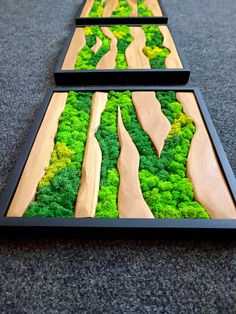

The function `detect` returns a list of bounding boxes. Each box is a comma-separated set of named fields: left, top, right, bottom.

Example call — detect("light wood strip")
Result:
left=126, top=0, right=138, bottom=16
left=91, top=36, right=103, bottom=54
left=7, top=93, right=68, bottom=217
left=126, top=27, right=150, bottom=69
left=62, top=28, right=86, bottom=70
left=96, top=27, right=117, bottom=69
left=176, top=92, right=236, bottom=218
left=80, top=0, right=95, bottom=17
left=117, top=107, right=154, bottom=218
left=102, top=0, right=119, bottom=16
left=144, top=0, right=163, bottom=16
left=75, top=92, right=108, bottom=218
left=132, top=91, right=171, bottom=157
left=158, top=25, right=183, bottom=69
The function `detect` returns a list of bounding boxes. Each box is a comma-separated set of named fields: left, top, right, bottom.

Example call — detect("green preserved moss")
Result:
left=111, top=0, right=132, bottom=17
left=142, top=25, right=170, bottom=68
left=137, top=0, right=153, bottom=16
left=75, top=25, right=169, bottom=70
left=118, top=90, right=209, bottom=219
left=95, top=92, right=121, bottom=218
left=75, top=26, right=111, bottom=70
left=109, top=25, right=133, bottom=69
left=88, top=0, right=155, bottom=17
left=24, top=91, right=93, bottom=217
left=88, top=0, right=107, bottom=17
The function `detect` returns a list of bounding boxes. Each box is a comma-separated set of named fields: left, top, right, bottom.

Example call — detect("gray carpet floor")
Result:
left=0, top=0, right=236, bottom=313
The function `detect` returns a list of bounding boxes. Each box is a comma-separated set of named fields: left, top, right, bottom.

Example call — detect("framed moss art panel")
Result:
left=54, top=24, right=190, bottom=85
left=0, top=86, right=235, bottom=238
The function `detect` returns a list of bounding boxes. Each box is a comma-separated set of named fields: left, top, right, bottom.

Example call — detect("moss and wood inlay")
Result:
left=7, top=91, right=235, bottom=219
left=80, top=0, right=163, bottom=17
left=68, top=25, right=183, bottom=71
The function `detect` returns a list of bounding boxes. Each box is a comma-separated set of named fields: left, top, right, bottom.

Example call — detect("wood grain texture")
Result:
left=176, top=92, right=236, bottom=218
left=158, top=25, right=183, bottom=69
left=7, top=93, right=68, bottom=217
left=117, top=107, right=154, bottom=218
left=132, top=91, right=171, bottom=157
left=126, top=0, right=138, bottom=16
left=91, top=36, right=103, bottom=54
left=126, top=27, right=150, bottom=69
left=62, top=28, right=86, bottom=70
left=75, top=92, right=108, bottom=218
left=80, top=0, right=95, bottom=17
left=102, top=0, right=119, bottom=17
left=144, top=0, right=163, bottom=16
left=96, top=27, right=117, bottom=69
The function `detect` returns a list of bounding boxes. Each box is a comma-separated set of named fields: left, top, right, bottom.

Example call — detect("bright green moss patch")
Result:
left=111, top=0, right=132, bottom=17
left=109, top=25, right=133, bottom=69
left=24, top=91, right=93, bottom=217
left=88, top=0, right=107, bottom=17
left=75, top=26, right=111, bottom=70
left=137, top=0, right=153, bottom=16
left=142, top=25, right=170, bottom=68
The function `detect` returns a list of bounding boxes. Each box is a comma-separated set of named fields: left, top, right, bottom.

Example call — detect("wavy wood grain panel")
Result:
left=75, top=92, right=108, bottom=218
left=117, top=107, right=154, bottom=218
left=126, top=27, right=150, bottom=69
left=144, top=0, right=163, bottom=16
left=132, top=91, right=171, bottom=157
left=126, top=0, right=138, bottom=16
left=80, top=0, right=95, bottom=17
left=176, top=92, right=236, bottom=218
left=103, top=0, right=119, bottom=16
left=158, top=26, right=183, bottom=69
left=7, top=93, right=68, bottom=217
left=91, top=36, right=103, bottom=54
left=96, top=27, right=118, bottom=69
left=62, top=28, right=86, bottom=70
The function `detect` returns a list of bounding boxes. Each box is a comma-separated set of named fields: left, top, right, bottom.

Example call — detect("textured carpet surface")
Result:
left=0, top=0, right=236, bottom=313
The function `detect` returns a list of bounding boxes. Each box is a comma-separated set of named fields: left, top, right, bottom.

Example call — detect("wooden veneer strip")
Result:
left=102, top=0, right=119, bottom=17
left=7, top=93, right=68, bottom=217
left=80, top=0, right=95, bottom=17
left=158, top=25, right=183, bottom=69
left=144, top=0, right=163, bottom=16
left=75, top=92, right=108, bottom=218
left=132, top=91, right=171, bottom=157
left=176, top=92, right=236, bottom=218
left=62, top=28, right=86, bottom=70
left=91, top=36, right=103, bottom=53
left=126, top=27, right=150, bottom=69
left=117, top=107, right=154, bottom=218
left=126, top=0, right=138, bottom=16
left=96, top=27, right=118, bottom=69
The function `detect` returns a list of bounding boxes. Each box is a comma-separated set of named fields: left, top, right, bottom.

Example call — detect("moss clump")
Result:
left=142, top=25, right=170, bottom=68
left=137, top=0, right=153, bottom=16
left=75, top=26, right=111, bottom=70
left=24, top=91, right=93, bottom=217
left=109, top=25, right=133, bottom=69
left=88, top=0, right=107, bottom=17
left=111, top=0, right=132, bottom=17
left=118, top=90, right=209, bottom=219
left=95, top=92, right=121, bottom=218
